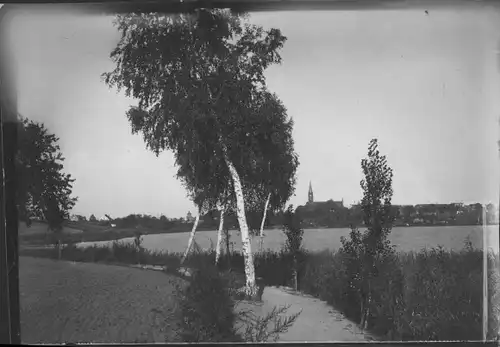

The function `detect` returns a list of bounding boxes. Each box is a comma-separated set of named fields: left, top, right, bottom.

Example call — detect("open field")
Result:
left=77, top=225, right=498, bottom=254
left=20, top=256, right=186, bottom=344
left=19, top=221, right=83, bottom=235
left=19, top=220, right=194, bottom=246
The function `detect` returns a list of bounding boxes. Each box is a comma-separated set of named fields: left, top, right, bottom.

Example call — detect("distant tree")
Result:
left=400, top=205, right=414, bottom=224
left=16, top=117, right=77, bottom=258
left=103, top=10, right=288, bottom=297
left=486, top=203, right=496, bottom=224
left=340, top=138, right=395, bottom=330
left=471, top=203, right=483, bottom=224
left=89, top=214, right=97, bottom=223
left=76, top=214, right=87, bottom=222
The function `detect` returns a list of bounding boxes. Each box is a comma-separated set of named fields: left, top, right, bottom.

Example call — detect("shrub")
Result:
left=236, top=304, right=301, bottom=342
left=175, top=259, right=241, bottom=342
left=282, top=205, right=305, bottom=291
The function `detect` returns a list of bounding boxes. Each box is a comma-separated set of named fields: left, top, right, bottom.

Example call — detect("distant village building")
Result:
left=69, top=214, right=79, bottom=222
left=186, top=211, right=196, bottom=223
left=305, top=181, right=344, bottom=209
left=296, top=181, right=346, bottom=227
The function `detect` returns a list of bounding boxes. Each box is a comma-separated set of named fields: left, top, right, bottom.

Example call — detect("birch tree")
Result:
left=176, top=156, right=232, bottom=264
left=103, top=9, right=288, bottom=296
left=181, top=208, right=201, bottom=265
left=177, top=165, right=233, bottom=265
left=215, top=204, right=226, bottom=264
left=247, top=99, right=299, bottom=252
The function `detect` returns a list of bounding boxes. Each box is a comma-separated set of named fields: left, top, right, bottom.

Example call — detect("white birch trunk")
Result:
left=181, top=211, right=200, bottom=265
left=222, top=148, right=257, bottom=297
left=215, top=205, right=225, bottom=265
left=258, top=192, right=271, bottom=252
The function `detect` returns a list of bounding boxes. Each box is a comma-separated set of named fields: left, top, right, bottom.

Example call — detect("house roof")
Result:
left=298, top=200, right=345, bottom=211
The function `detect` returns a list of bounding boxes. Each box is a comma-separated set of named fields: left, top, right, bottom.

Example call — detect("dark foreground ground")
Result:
left=19, top=257, right=186, bottom=344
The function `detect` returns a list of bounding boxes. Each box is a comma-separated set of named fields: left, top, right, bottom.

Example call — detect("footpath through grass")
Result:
left=20, top=237, right=500, bottom=341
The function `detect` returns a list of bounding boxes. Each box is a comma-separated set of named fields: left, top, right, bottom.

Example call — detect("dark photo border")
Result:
left=0, top=0, right=499, bottom=345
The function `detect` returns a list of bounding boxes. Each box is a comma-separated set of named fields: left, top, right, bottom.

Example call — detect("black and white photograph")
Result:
left=1, top=0, right=500, bottom=344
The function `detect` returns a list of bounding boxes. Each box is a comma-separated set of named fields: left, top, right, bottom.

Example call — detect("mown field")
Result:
left=20, top=256, right=186, bottom=344
left=77, top=225, right=498, bottom=254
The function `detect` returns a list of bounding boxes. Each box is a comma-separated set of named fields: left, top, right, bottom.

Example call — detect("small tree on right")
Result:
left=340, top=138, right=395, bottom=330
left=282, top=205, right=304, bottom=291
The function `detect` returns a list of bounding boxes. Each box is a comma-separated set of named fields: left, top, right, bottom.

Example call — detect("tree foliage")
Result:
left=359, top=138, right=395, bottom=258
left=103, top=10, right=287, bottom=180
left=102, top=10, right=294, bottom=211
left=340, top=138, right=395, bottom=329
left=16, top=117, right=77, bottom=232
left=282, top=204, right=305, bottom=291
left=282, top=205, right=304, bottom=256
left=103, top=10, right=295, bottom=295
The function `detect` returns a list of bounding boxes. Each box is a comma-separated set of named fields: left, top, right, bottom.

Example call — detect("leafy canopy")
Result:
left=340, top=138, right=395, bottom=281
left=360, top=138, right=394, bottom=255
left=102, top=10, right=297, bottom=214
left=16, top=117, right=77, bottom=232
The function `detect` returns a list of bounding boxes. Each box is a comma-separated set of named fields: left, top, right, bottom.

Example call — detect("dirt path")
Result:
left=235, top=286, right=376, bottom=342
left=20, top=257, right=186, bottom=344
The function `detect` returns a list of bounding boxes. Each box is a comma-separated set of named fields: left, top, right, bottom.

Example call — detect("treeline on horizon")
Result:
left=295, top=201, right=499, bottom=229
left=65, top=200, right=498, bottom=233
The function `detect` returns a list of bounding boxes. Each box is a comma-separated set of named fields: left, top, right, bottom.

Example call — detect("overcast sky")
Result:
left=5, top=4, right=500, bottom=219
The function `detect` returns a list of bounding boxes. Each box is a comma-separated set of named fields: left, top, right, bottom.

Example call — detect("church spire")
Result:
left=308, top=181, right=314, bottom=203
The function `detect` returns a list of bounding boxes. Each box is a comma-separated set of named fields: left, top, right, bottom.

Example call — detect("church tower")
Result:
left=308, top=181, right=314, bottom=204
